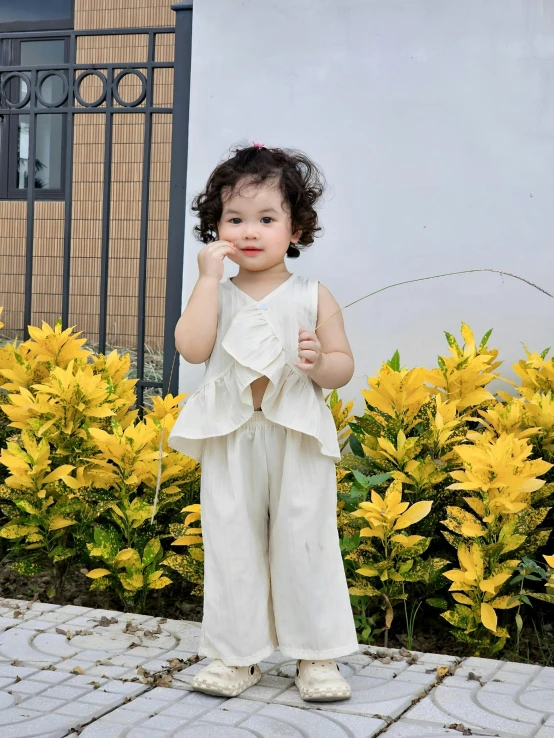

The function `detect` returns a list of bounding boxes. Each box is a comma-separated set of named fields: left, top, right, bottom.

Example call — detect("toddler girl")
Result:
left=168, top=144, right=358, bottom=701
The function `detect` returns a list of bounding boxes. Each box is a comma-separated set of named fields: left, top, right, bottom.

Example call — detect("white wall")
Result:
left=179, top=0, right=554, bottom=411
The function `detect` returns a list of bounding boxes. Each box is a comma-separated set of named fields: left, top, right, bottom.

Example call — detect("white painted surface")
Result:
left=179, top=0, right=554, bottom=410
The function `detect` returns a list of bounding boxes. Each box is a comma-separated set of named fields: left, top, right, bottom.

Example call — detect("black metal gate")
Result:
left=0, top=2, right=192, bottom=409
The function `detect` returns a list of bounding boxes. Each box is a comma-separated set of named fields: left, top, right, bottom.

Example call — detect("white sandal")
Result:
left=191, top=659, right=262, bottom=697
left=295, top=659, right=352, bottom=702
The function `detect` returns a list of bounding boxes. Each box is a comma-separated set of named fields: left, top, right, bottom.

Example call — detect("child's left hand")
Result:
left=295, top=328, right=323, bottom=374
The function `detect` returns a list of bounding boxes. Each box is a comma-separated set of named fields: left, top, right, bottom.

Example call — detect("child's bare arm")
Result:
left=174, top=240, right=236, bottom=364
left=295, top=283, right=354, bottom=389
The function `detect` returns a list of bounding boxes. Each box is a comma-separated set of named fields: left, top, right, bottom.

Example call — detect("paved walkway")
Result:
left=0, top=598, right=553, bottom=737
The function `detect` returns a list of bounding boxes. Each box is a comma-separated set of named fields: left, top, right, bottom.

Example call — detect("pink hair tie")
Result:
left=253, top=141, right=265, bottom=149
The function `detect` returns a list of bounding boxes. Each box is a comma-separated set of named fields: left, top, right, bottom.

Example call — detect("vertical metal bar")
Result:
left=61, top=33, right=76, bottom=330
left=98, top=66, right=114, bottom=356
left=23, top=68, right=37, bottom=339
left=164, top=3, right=193, bottom=397
left=135, top=31, right=155, bottom=412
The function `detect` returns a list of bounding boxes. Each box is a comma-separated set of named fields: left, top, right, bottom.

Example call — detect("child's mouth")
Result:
left=242, top=247, right=263, bottom=255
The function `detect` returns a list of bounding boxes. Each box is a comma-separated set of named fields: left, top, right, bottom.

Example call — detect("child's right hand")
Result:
left=198, top=240, right=237, bottom=281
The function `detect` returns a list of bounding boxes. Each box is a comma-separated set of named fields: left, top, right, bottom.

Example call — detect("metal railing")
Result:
left=0, top=2, right=192, bottom=408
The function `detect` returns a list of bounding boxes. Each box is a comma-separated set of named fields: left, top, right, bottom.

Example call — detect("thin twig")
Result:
left=316, top=268, right=553, bottom=332
left=150, top=347, right=180, bottom=524
left=289, top=268, right=553, bottom=366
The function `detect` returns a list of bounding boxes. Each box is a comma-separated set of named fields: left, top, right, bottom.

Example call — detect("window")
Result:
left=0, top=37, right=69, bottom=199
left=0, top=1, right=74, bottom=32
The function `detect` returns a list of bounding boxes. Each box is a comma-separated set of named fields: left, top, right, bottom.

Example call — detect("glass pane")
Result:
left=18, top=40, right=66, bottom=108
left=17, top=114, right=63, bottom=189
left=0, top=0, right=72, bottom=24
left=20, top=40, right=65, bottom=66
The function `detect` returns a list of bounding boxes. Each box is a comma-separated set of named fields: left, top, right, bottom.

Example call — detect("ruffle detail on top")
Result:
left=168, top=300, right=341, bottom=464
left=222, top=302, right=288, bottom=401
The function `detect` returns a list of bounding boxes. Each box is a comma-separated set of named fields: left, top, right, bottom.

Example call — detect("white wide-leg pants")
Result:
left=198, top=410, right=359, bottom=666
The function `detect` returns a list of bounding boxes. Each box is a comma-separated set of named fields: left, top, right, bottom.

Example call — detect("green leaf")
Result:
left=437, top=355, right=447, bottom=376
left=479, top=329, right=493, bottom=350
left=402, top=557, right=449, bottom=583
left=365, top=472, right=392, bottom=487
left=142, top=538, right=162, bottom=568
left=11, top=558, right=44, bottom=576
left=14, top=499, right=41, bottom=516
left=349, top=582, right=381, bottom=598
left=89, top=576, right=111, bottom=591
left=426, top=597, right=448, bottom=609
left=349, top=434, right=365, bottom=458
left=529, top=592, right=554, bottom=604
left=352, top=470, right=370, bottom=488
left=441, top=606, right=471, bottom=630
left=90, top=526, right=120, bottom=564
left=444, top=332, right=463, bottom=357
left=162, top=553, right=204, bottom=586
left=51, top=545, right=74, bottom=563
left=386, top=350, right=401, bottom=372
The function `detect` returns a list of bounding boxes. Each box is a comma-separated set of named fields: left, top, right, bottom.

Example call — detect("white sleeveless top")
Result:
left=168, top=273, right=341, bottom=463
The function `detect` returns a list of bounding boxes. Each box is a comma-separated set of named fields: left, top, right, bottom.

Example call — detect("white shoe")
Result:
left=295, top=659, right=352, bottom=702
left=191, top=659, right=262, bottom=697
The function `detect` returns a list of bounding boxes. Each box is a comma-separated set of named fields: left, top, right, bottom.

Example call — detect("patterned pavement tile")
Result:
left=392, top=656, right=554, bottom=738
left=1, top=597, right=553, bottom=737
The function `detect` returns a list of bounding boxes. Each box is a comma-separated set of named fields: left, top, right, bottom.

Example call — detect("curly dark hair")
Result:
left=190, top=143, right=326, bottom=258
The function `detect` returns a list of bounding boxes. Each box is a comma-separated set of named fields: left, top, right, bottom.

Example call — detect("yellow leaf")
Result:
left=172, top=535, right=203, bottom=546
left=480, top=570, right=513, bottom=594
left=391, top=534, right=424, bottom=547
left=86, top=568, right=111, bottom=579
left=460, top=522, right=487, bottom=537
left=464, top=497, right=486, bottom=517
left=480, top=602, right=497, bottom=632
left=489, top=595, right=518, bottom=610
left=394, top=500, right=432, bottom=530
left=184, top=513, right=200, bottom=526
left=43, top=465, right=75, bottom=484
left=544, top=554, right=554, bottom=568
left=49, top=516, right=76, bottom=531
left=148, top=575, right=172, bottom=590
left=356, top=566, right=379, bottom=577
left=452, top=593, right=474, bottom=605
left=181, top=504, right=201, bottom=513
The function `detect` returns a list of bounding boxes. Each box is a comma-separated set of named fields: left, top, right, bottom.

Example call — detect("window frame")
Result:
left=0, top=1, right=74, bottom=33
left=0, top=35, right=69, bottom=201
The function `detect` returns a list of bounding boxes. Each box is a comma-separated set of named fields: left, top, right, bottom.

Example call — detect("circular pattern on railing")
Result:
left=36, top=70, right=68, bottom=108
left=74, top=69, right=108, bottom=108
left=112, top=68, right=147, bottom=107
left=0, top=71, right=31, bottom=108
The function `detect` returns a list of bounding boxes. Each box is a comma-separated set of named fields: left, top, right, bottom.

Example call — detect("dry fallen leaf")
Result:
left=71, top=666, right=85, bottom=675
left=97, top=616, right=118, bottom=627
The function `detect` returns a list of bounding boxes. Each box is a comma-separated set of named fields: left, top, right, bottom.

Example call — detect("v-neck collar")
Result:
left=227, top=273, right=296, bottom=303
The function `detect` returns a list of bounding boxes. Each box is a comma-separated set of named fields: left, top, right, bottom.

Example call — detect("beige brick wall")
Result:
left=0, top=3, right=176, bottom=358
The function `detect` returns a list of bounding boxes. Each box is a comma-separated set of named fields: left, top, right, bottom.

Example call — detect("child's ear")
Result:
left=291, top=229, right=302, bottom=244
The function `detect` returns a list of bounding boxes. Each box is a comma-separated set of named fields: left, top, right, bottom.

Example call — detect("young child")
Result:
left=168, top=144, right=358, bottom=702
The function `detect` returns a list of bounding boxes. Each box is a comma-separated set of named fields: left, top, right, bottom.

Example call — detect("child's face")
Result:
left=218, top=179, right=301, bottom=271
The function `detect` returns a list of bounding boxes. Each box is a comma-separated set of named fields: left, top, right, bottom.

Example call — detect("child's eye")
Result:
left=261, top=217, right=273, bottom=224
left=229, top=218, right=241, bottom=224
